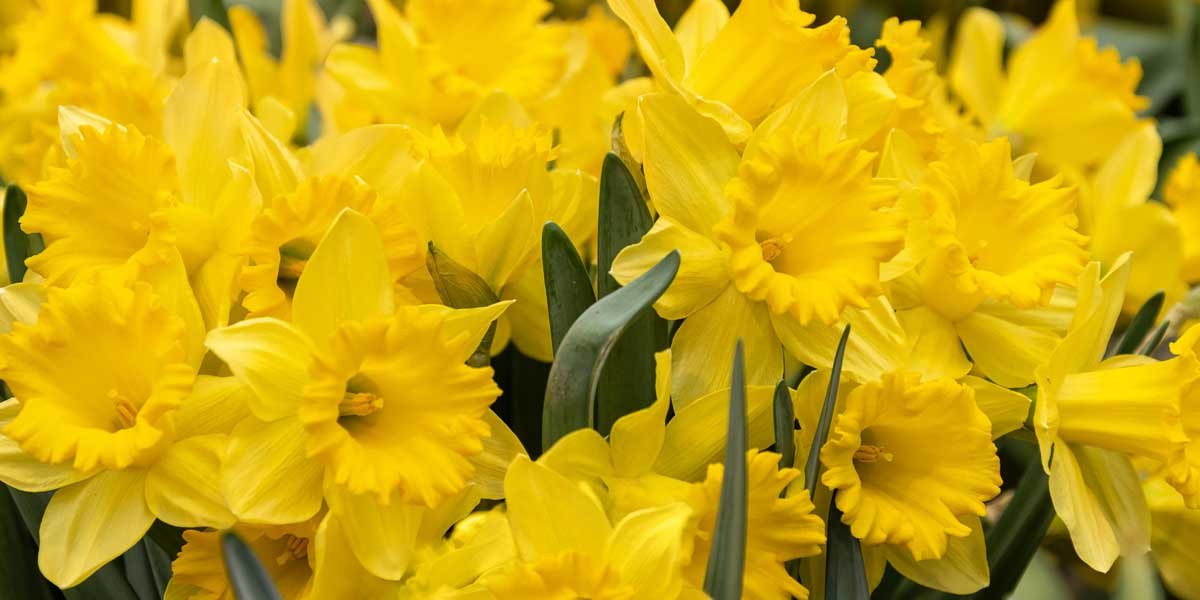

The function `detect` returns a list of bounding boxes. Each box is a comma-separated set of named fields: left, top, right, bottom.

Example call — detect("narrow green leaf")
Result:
left=189, top=0, right=232, bottom=29
left=804, top=325, right=850, bottom=496
left=426, top=242, right=502, bottom=367
left=542, top=222, right=595, bottom=354
left=824, top=494, right=870, bottom=600
left=972, top=441, right=1055, bottom=600
left=594, top=153, right=664, bottom=435
left=143, top=539, right=172, bottom=597
left=1114, top=291, right=1164, bottom=355
left=4, top=185, right=43, bottom=284
left=542, top=251, right=680, bottom=449
left=0, top=488, right=56, bottom=600
left=147, top=520, right=187, bottom=559
left=1140, top=320, right=1171, bottom=356
left=222, top=532, right=283, bottom=600
left=122, top=539, right=161, bottom=600
left=703, top=340, right=748, bottom=600
left=772, top=379, right=795, bottom=472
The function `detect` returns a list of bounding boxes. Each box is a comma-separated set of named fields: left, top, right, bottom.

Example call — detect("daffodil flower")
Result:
left=1032, top=255, right=1200, bottom=571
left=611, top=71, right=904, bottom=404
left=949, top=0, right=1148, bottom=174
left=206, top=207, right=523, bottom=582
left=167, top=516, right=322, bottom=600
left=1164, top=152, right=1200, bottom=284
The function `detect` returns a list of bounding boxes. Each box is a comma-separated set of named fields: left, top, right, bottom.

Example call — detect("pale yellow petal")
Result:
left=503, top=455, right=611, bottom=560
left=137, top=248, right=206, bottom=368
left=537, top=428, right=614, bottom=484
left=144, top=434, right=235, bottom=529
left=610, top=218, right=730, bottom=320
left=962, top=377, right=1031, bottom=439
left=610, top=362, right=671, bottom=477
left=39, top=469, right=154, bottom=588
left=0, top=399, right=91, bottom=492
left=163, top=55, right=247, bottom=211
left=655, top=385, right=777, bottom=482
left=470, top=409, right=527, bottom=500
left=301, top=125, right=419, bottom=202
left=475, top=190, right=536, bottom=290
left=896, top=306, right=972, bottom=381
left=674, top=0, right=728, bottom=67
left=292, top=208, right=395, bottom=344
left=885, top=517, right=989, bottom=594
left=240, top=110, right=302, bottom=204
left=174, top=376, right=256, bottom=438
left=223, top=417, right=323, bottom=524
left=501, top=264, right=554, bottom=362
left=607, top=0, right=686, bottom=82
left=1074, top=445, right=1151, bottom=558
left=311, top=514, right=399, bottom=599
left=772, top=295, right=906, bottom=385
left=948, top=8, right=1005, bottom=124
left=205, top=318, right=314, bottom=421
left=325, top=485, right=422, bottom=580
left=1048, top=443, right=1121, bottom=572
left=605, top=502, right=692, bottom=598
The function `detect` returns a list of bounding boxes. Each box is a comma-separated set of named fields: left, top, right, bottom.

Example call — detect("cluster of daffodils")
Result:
left=2, top=0, right=1200, bottom=598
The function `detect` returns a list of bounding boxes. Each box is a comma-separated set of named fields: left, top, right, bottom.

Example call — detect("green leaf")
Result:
left=541, top=250, right=680, bottom=449
left=121, top=540, right=162, bottom=600
left=425, top=242, right=502, bottom=367
left=824, top=493, right=870, bottom=600
left=772, top=379, right=795, bottom=472
left=146, top=520, right=187, bottom=559
left=1141, top=320, right=1171, bottom=355
left=0, top=488, right=57, bottom=600
left=972, top=440, right=1055, bottom=600
left=804, top=325, right=850, bottom=497
left=541, top=222, right=595, bottom=355
left=1114, top=291, right=1164, bottom=355
left=703, top=340, right=748, bottom=600
left=221, top=532, right=283, bottom=600
left=4, top=185, right=44, bottom=284
left=594, top=153, right=665, bottom=435
left=189, top=0, right=232, bottom=30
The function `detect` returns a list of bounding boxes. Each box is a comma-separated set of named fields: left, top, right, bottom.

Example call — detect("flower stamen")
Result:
left=109, top=389, right=138, bottom=429
left=853, top=444, right=893, bottom=463
left=339, top=392, right=383, bottom=417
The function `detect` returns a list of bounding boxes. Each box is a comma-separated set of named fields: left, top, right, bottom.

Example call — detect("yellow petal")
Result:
left=878, top=129, right=925, bottom=184
left=674, top=0, right=728, bottom=67
left=610, top=218, right=730, bottom=320
left=475, top=190, right=536, bottom=290
left=538, top=428, right=614, bottom=484
left=1091, top=202, right=1186, bottom=314
left=669, top=285, right=782, bottom=408
left=773, top=295, right=906, bottom=385
left=957, top=288, right=1075, bottom=388
left=963, top=376, right=1031, bottom=439
left=501, top=264, right=554, bottom=362
left=163, top=55, right=247, bottom=210
left=1047, top=443, right=1122, bottom=572
left=656, top=385, right=778, bottom=482
left=240, top=110, right=302, bottom=204
left=136, top=247, right=206, bottom=368
left=896, top=306, right=972, bottom=381
left=205, top=318, right=314, bottom=421
left=39, top=469, right=154, bottom=588
left=416, top=302, right=515, bottom=364
left=145, top=434, right=235, bottom=529
left=605, top=502, right=692, bottom=598
left=948, top=8, right=1005, bottom=124
left=752, top=69, right=847, bottom=149
left=301, top=125, right=419, bottom=203
left=222, top=416, right=323, bottom=524
left=610, top=363, right=671, bottom=477
left=0, top=399, right=92, bottom=492
left=325, top=485, right=422, bottom=580
left=470, top=409, right=527, bottom=500
left=173, top=376, right=255, bottom=438
left=885, top=517, right=989, bottom=594
left=504, top=455, right=611, bottom=560
left=293, top=207, right=395, bottom=344
left=638, top=93, right=738, bottom=234
left=1047, top=256, right=1130, bottom=379
left=183, top=17, right=239, bottom=69
left=0, top=282, right=45, bottom=333
left=310, top=514, right=398, bottom=599
left=1089, top=123, right=1160, bottom=225
left=606, top=0, right=686, bottom=82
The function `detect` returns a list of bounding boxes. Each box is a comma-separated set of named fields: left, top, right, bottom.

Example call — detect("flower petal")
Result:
left=948, top=7, right=1005, bottom=124
left=325, top=485, right=422, bottom=580
left=0, top=399, right=92, bottom=492
left=205, top=318, right=314, bottom=421
left=605, top=502, right=692, bottom=598
left=1047, top=443, right=1122, bottom=572
left=174, top=376, right=256, bottom=438
left=145, top=434, right=236, bottom=529
left=772, top=295, right=906, bottom=385
left=504, top=455, right=611, bottom=560
left=470, top=409, right=527, bottom=500
left=610, top=217, right=730, bottom=320
left=222, top=417, right=323, bottom=524
left=885, top=517, right=989, bottom=594
left=655, top=385, right=778, bottom=482
left=39, top=469, right=154, bottom=588
left=962, top=376, right=1031, bottom=439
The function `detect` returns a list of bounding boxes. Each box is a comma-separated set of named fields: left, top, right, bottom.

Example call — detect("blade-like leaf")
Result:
left=825, top=493, right=870, bottom=600
left=703, top=341, right=748, bottom=600
left=1140, top=320, right=1171, bottom=356
left=3, top=186, right=43, bottom=284
left=772, top=379, right=795, bottom=472
left=542, top=251, right=679, bottom=449
left=122, top=539, right=162, bottom=600
left=594, top=153, right=665, bottom=435
left=542, top=222, right=595, bottom=354
left=426, top=242, right=502, bottom=367
left=0, top=488, right=56, bottom=600
left=805, top=326, right=850, bottom=496
left=1114, top=291, right=1164, bottom=355
left=972, top=441, right=1055, bottom=600
left=222, top=532, right=283, bottom=600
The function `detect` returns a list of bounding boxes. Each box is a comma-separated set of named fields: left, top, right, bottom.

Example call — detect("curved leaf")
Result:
left=542, top=221, right=595, bottom=355
left=1114, top=291, right=1163, bottom=355
left=805, top=325, right=850, bottom=496
left=703, top=340, right=748, bottom=600
left=222, top=531, right=283, bottom=600
left=825, top=493, right=870, bottom=600
left=772, top=379, right=795, bottom=472
left=973, top=441, right=1055, bottom=600
left=426, top=242, right=501, bottom=367
left=542, top=250, right=679, bottom=449
left=0, top=488, right=56, bottom=600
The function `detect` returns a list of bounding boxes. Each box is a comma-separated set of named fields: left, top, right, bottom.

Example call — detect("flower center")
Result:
left=760, top=236, right=789, bottom=262
left=277, top=238, right=316, bottom=287
left=339, top=392, right=383, bottom=417
left=109, top=389, right=139, bottom=429
left=276, top=534, right=309, bottom=565
left=853, top=444, right=894, bottom=463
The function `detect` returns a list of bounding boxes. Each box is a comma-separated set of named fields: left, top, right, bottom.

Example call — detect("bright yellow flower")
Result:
left=324, top=0, right=567, bottom=129
left=489, top=455, right=694, bottom=599
left=0, top=0, right=33, bottom=52
left=1076, top=124, right=1185, bottom=313
left=1032, top=255, right=1198, bottom=571
left=608, top=0, right=876, bottom=144
left=0, top=267, right=239, bottom=588
left=820, top=373, right=1000, bottom=562
left=949, top=0, right=1148, bottom=174
left=206, top=208, right=523, bottom=584
left=611, top=73, right=903, bottom=404
left=1165, top=152, right=1200, bottom=284
left=166, top=519, right=320, bottom=600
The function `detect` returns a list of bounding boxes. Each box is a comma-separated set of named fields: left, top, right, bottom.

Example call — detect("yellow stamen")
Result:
left=277, top=254, right=307, bottom=280
left=339, top=392, right=383, bottom=417
left=276, top=534, right=309, bottom=565
left=109, top=389, right=138, bottom=429
left=761, top=238, right=785, bottom=262
left=853, top=444, right=894, bottom=463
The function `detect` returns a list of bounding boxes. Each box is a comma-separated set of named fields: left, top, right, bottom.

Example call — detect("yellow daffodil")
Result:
left=206, top=208, right=523, bottom=583
left=1076, top=124, right=1186, bottom=313
left=608, top=0, right=876, bottom=145
left=1145, top=479, right=1200, bottom=600
left=611, top=72, right=904, bottom=404
left=166, top=518, right=321, bottom=600
left=0, top=262, right=241, bottom=588
left=1032, top=255, right=1199, bottom=571
left=228, top=0, right=354, bottom=142
left=1165, top=152, right=1200, bottom=284
left=324, top=0, right=568, bottom=130
left=0, top=0, right=33, bottom=52
left=393, top=103, right=597, bottom=361
left=488, top=454, right=694, bottom=599
left=949, top=0, right=1148, bottom=174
